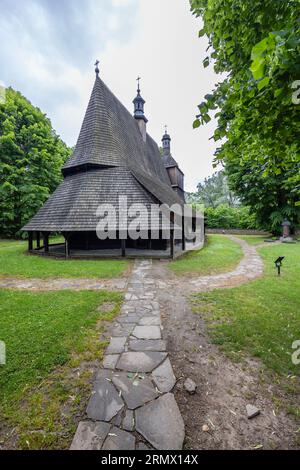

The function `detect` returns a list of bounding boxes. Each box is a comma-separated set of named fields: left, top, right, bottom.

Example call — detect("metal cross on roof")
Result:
left=137, top=76, right=141, bottom=92
left=165, top=125, right=168, bottom=134
left=95, top=60, right=100, bottom=75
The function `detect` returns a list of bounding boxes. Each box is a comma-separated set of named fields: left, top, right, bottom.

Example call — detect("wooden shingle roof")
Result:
left=23, top=75, right=183, bottom=232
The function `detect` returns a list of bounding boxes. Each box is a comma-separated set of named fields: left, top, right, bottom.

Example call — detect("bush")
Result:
left=204, top=205, right=258, bottom=230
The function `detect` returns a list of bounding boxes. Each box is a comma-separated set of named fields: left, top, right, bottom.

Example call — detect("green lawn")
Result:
left=237, top=235, right=275, bottom=245
left=0, top=240, right=130, bottom=279
left=192, top=242, right=300, bottom=377
left=169, top=234, right=243, bottom=276
left=0, top=288, right=122, bottom=449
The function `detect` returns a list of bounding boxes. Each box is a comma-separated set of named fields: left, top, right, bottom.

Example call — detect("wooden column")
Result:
left=182, top=215, right=186, bottom=251
left=170, top=212, right=175, bottom=258
left=28, top=232, right=33, bottom=251
left=63, top=233, right=70, bottom=259
left=121, top=239, right=126, bottom=257
left=65, top=238, right=70, bottom=259
left=36, top=232, right=40, bottom=250
left=43, top=232, right=49, bottom=253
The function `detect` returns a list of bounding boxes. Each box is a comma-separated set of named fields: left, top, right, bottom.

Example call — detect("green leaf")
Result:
left=203, top=57, right=210, bottom=68
left=193, top=119, right=201, bottom=129
left=203, top=114, right=211, bottom=123
left=274, top=88, right=283, bottom=98
left=198, top=29, right=205, bottom=37
left=258, top=77, right=270, bottom=91
left=250, top=58, right=265, bottom=80
left=198, top=102, right=208, bottom=113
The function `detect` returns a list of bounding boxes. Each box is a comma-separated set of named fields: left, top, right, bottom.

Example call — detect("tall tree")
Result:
left=190, top=0, right=300, bottom=232
left=0, top=88, right=70, bottom=237
left=186, top=171, right=239, bottom=208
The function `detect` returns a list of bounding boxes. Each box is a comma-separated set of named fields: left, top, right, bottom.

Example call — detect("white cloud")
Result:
left=0, top=0, right=220, bottom=192
left=98, top=0, right=221, bottom=191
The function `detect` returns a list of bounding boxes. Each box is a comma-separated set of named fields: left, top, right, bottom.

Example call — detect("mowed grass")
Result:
left=237, top=235, right=275, bottom=245
left=0, top=239, right=130, bottom=279
left=0, top=289, right=122, bottom=449
left=169, top=234, right=243, bottom=276
left=192, top=242, right=300, bottom=377
left=0, top=289, right=121, bottom=403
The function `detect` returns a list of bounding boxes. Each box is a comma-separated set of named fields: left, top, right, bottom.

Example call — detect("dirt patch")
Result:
left=97, top=302, right=117, bottom=313
left=154, top=261, right=299, bottom=450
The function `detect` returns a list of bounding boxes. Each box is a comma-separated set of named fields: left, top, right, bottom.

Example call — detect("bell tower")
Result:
left=162, top=128, right=185, bottom=201
left=133, top=77, right=148, bottom=142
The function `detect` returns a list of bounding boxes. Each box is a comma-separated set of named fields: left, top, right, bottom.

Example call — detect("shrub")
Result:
left=204, top=205, right=258, bottom=230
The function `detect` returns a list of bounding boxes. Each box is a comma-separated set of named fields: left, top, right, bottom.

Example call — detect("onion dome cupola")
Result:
left=162, top=129, right=171, bottom=154
left=133, top=77, right=148, bottom=142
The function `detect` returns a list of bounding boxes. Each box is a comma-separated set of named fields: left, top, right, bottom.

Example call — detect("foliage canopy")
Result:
left=0, top=88, right=70, bottom=237
left=190, top=0, right=300, bottom=232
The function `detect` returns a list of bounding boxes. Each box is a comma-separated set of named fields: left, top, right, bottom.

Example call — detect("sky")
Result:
left=0, top=0, right=221, bottom=192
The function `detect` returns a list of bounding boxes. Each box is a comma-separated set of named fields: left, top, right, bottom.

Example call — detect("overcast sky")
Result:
left=0, top=0, right=221, bottom=192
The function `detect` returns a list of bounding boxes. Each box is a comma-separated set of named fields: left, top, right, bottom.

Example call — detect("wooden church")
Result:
left=22, top=64, right=193, bottom=258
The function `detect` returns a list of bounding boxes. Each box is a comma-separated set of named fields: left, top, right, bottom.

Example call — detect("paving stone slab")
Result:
left=110, top=323, right=135, bottom=337
left=118, top=315, right=141, bottom=324
left=135, top=394, right=185, bottom=450
left=86, top=379, right=124, bottom=422
left=151, top=358, right=176, bottom=393
left=70, top=421, right=110, bottom=450
left=95, top=369, right=113, bottom=381
left=103, top=354, right=119, bottom=370
left=136, top=442, right=151, bottom=450
left=106, top=337, right=127, bottom=354
left=129, top=339, right=167, bottom=352
left=112, top=372, right=158, bottom=409
left=116, top=352, right=167, bottom=373
left=102, top=426, right=136, bottom=450
left=138, top=317, right=161, bottom=326
left=132, top=326, right=162, bottom=340
left=122, top=410, right=135, bottom=431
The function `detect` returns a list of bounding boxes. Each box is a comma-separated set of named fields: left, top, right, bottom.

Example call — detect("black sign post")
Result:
left=275, top=257, right=285, bottom=276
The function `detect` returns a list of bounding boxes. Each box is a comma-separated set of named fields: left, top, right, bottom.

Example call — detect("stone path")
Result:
left=157, top=236, right=265, bottom=294
left=71, top=260, right=185, bottom=451
left=0, top=236, right=270, bottom=294
left=0, top=277, right=126, bottom=291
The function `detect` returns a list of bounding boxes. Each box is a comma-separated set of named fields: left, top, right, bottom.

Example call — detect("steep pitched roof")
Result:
left=23, top=168, right=164, bottom=232
left=63, top=76, right=171, bottom=186
left=23, top=75, right=183, bottom=232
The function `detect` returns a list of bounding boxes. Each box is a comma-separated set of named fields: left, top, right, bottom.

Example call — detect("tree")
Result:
left=186, top=170, right=239, bottom=207
left=197, top=171, right=239, bottom=207
left=190, top=0, right=300, bottom=233
left=0, top=88, right=70, bottom=237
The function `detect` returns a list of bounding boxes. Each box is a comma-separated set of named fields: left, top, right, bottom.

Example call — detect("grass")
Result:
left=0, top=239, right=130, bottom=279
left=0, top=289, right=122, bottom=449
left=237, top=235, right=275, bottom=245
left=169, top=234, right=243, bottom=276
left=192, top=241, right=300, bottom=377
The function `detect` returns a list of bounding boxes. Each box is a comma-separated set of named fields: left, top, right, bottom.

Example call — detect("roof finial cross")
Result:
left=165, top=124, right=168, bottom=134
left=95, top=60, right=100, bottom=76
left=137, top=76, right=141, bottom=93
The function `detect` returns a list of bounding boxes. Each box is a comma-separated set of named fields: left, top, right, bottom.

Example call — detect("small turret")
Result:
left=133, top=77, right=148, bottom=142
left=162, top=127, right=185, bottom=201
